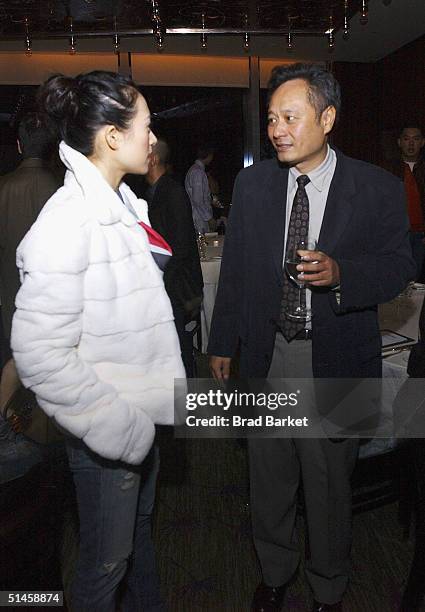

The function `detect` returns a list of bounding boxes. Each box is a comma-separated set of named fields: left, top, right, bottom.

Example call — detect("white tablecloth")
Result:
left=199, top=235, right=224, bottom=352
left=379, top=288, right=424, bottom=342
left=359, top=292, right=424, bottom=458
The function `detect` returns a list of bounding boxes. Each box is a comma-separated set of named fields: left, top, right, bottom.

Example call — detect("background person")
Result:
left=11, top=70, right=185, bottom=612
left=0, top=112, right=60, bottom=413
left=384, top=124, right=425, bottom=280
left=185, top=144, right=214, bottom=233
left=146, top=138, right=203, bottom=377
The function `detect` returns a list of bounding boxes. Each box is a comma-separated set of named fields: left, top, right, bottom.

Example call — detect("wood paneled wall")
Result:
left=332, top=34, right=425, bottom=165
left=379, top=35, right=425, bottom=132
left=332, top=61, right=380, bottom=164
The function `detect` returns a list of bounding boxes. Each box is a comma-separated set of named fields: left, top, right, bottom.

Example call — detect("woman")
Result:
left=11, top=71, right=186, bottom=611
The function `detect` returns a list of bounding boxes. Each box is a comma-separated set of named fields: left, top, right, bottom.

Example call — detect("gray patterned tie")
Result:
left=279, top=174, right=310, bottom=341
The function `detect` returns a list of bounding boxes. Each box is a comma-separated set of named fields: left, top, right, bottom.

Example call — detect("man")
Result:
left=0, top=112, right=59, bottom=412
left=146, top=139, right=203, bottom=377
left=0, top=112, right=59, bottom=478
left=185, top=145, right=214, bottom=233
left=385, top=124, right=425, bottom=280
left=208, top=64, right=415, bottom=611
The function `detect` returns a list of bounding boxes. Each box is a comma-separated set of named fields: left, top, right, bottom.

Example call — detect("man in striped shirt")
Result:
left=185, top=145, right=214, bottom=233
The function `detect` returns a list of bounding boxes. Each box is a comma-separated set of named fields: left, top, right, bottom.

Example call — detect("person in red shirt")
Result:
left=386, top=124, right=425, bottom=280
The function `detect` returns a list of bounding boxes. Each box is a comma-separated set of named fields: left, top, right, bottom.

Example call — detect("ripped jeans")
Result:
left=66, top=439, right=165, bottom=612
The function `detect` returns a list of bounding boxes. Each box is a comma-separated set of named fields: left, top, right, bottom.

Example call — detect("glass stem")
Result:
left=298, top=285, right=303, bottom=312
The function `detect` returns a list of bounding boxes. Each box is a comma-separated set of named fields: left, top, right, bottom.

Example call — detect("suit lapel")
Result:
left=262, top=161, right=288, bottom=285
left=318, top=150, right=356, bottom=255
left=258, top=151, right=355, bottom=283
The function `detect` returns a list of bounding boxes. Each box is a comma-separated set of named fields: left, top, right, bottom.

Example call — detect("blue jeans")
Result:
left=0, top=414, right=44, bottom=484
left=66, top=439, right=165, bottom=612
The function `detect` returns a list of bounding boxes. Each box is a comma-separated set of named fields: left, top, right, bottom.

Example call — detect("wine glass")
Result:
left=284, top=237, right=317, bottom=321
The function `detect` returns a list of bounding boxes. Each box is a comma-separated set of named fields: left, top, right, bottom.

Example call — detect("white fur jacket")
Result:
left=11, top=142, right=186, bottom=465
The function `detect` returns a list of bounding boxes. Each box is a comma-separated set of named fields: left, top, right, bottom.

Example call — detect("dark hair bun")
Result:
left=37, top=74, right=79, bottom=123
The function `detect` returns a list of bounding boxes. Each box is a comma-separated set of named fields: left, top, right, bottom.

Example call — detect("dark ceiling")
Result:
left=0, top=1, right=359, bottom=37
left=0, top=0, right=364, bottom=129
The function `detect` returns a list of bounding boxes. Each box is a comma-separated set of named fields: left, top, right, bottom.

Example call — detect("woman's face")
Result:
left=119, top=94, right=157, bottom=175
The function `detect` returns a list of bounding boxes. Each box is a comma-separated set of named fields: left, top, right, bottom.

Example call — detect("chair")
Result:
left=398, top=440, right=425, bottom=610
left=0, top=454, right=68, bottom=591
left=185, top=309, right=202, bottom=377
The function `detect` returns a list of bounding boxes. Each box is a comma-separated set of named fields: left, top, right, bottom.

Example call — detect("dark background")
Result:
left=0, top=33, right=423, bottom=189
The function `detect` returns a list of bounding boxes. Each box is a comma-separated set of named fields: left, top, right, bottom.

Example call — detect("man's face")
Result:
left=267, top=78, right=335, bottom=174
left=398, top=128, right=425, bottom=162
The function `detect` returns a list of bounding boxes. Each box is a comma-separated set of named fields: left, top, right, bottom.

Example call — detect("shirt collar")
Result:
left=195, top=159, right=205, bottom=169
left=59, top=141, right=150, bottom=226
left=289, top=145, right=335, bottom=192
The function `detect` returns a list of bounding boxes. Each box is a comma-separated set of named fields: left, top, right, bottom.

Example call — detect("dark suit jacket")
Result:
left=207, top=149, right=416, bottom=378
left=148, top=173, right=203, bottom=319
left=383, top=157, right=425, bottom=224
left=0, top=158, right=60, bottom=338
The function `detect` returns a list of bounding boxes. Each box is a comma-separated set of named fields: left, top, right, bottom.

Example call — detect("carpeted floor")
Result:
left=2, top=352, right=419, bottom=611
left=2, top=427, right=418, bottom=612
left=151, top=434, right=414, bottom=612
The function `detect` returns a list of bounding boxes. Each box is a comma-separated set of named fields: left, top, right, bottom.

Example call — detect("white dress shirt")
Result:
left=284, top=145, right=337, bottom=317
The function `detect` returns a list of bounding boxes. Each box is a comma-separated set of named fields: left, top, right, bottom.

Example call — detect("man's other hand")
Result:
left=209, top=356, right=231, bottom=381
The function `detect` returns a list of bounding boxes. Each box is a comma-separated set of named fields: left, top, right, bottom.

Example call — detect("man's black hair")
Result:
left=17, top=112, right=57, bottom=159
left=399, top=123, right=424, bottom=137
left=268, top=63, right=341, bottom=123
left=196, top=144, right=214, bottom=161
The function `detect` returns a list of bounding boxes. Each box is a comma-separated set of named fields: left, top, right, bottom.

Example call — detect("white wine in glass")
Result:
left=284, top=237, right=317, bottom=321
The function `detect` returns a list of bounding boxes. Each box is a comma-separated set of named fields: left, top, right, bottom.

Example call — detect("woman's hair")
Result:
left=37, top=70, right=140, bottom=156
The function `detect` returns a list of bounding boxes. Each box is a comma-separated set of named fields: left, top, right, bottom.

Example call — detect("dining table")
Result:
left=379, top=286, right=424, bottom=345
left=199, top=233, right=224, bottom=353
left=356, top=285, right=425, bottom=457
